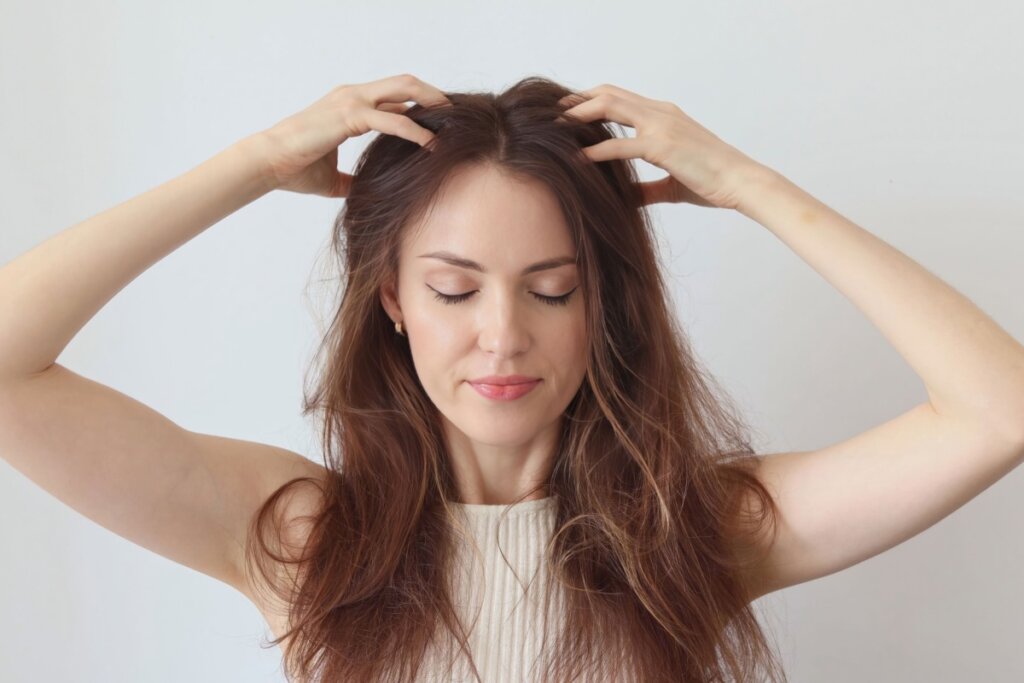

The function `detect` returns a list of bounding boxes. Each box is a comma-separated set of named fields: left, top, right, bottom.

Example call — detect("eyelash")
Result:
left=431, top=286, right=579, bottom=307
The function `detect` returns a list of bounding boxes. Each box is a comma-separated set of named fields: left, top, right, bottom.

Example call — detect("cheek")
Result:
left=406, top=312, right=464, bottom=385
left=411, top=309, right=464, bottom=352
left=550, top=316, right=588, bottom=368
left=567, top=306, right=588, bottom=348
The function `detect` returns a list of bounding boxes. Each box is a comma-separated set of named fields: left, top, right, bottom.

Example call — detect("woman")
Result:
left=1, top=73, right=1022, bottom=682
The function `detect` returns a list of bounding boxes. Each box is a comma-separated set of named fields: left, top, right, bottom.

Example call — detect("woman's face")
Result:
left=381, top=163, right=588, bottom=449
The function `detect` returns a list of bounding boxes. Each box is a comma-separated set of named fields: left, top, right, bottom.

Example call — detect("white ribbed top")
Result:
left=417, top=496, right=565, bottom=682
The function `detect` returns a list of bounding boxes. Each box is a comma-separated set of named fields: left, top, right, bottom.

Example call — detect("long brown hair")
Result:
left=243, top=75, right=785, bottom=682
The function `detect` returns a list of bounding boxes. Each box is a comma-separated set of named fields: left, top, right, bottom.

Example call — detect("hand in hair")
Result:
left=254, top=74, right=451, bottom=198
left=558, top=84, right=771, bottom=210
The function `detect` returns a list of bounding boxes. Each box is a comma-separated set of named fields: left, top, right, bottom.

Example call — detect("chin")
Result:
left=462, top=421, right=540, bottom=445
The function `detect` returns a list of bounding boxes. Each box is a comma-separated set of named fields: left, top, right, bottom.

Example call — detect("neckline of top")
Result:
left=451, top=496, right=557, bottom=516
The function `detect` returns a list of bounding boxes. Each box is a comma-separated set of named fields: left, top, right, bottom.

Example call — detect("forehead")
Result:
left=402, top=163, right=575, bottom=267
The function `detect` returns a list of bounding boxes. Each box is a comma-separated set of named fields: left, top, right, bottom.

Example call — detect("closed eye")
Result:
left=428, top=285, right=579, bottom=307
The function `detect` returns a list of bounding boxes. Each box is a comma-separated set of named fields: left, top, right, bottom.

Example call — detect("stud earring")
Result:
left=395, top=321, right=405, bottom=336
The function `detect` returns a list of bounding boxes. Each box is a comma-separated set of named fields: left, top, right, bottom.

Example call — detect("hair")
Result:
left=242, top=75, right=786, bottom=682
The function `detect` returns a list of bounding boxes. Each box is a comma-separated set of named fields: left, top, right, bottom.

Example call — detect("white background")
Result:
left=2, top=1, right=1023, bottom=681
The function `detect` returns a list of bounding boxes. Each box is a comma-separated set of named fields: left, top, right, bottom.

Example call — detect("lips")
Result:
left=468, top=379, right=541, bottom=401
left=468, top=375, right=540, bottom=385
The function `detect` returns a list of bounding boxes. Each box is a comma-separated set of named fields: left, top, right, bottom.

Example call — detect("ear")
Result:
left=379, top=274, right=402, bottom=324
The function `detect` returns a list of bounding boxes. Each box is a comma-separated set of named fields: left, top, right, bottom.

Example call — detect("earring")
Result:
left=395, top=321, right=405, bottom=336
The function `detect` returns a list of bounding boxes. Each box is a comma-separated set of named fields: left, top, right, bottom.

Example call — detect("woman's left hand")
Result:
left=558, top=84, right=771, bottom=210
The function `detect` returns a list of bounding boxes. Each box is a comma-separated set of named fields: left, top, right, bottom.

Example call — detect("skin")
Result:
left=380, top=163, right=588, bottom=505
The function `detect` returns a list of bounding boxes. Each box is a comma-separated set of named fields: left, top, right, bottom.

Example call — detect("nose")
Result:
left=476, top=290, right=531, bottom=359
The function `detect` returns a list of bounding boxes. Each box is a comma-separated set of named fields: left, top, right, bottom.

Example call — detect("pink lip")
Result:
left=468, top=379, right=541, bottom=401
left=469, top=375, right=540, bottom=385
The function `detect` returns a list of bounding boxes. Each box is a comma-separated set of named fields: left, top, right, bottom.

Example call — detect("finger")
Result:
left=558, top=93, right=646, bottom=129
left=377, top=102, right=412, bottom=114
left=636, top=176, right=713, bottom=207
left=363, top=107, right=436, bottom=147
left=365, top=73, right=452, bottom=109
left=560, top=84, right=675, bottom=115
left=554, top=91, right=591, bottom=124
left=578, top=83, right=648, bottom=104
left=557, top=91, right=593, bottom=109
left=637, top=176, right=675, bottom=206
left=331, top=170, right=356, bottom=199
left=577, top=135, right=649, bottom=163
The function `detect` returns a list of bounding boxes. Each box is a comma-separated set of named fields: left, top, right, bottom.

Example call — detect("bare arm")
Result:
left=0, top=135, right=273, bottom=380
left=738, top=169, right=1024, bottom=438
left=0, top=134, right=306, bottom=593
left=734, top=169, right=1024, bottom=600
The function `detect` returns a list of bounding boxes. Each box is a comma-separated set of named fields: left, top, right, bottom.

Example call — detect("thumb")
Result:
left=637, top=176, right=716, bottom=207
left=330, top=170, right=355, bottom=198
left=329, top=103, right=410, bottom=198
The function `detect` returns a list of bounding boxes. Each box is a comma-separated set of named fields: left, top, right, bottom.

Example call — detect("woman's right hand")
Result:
left=254, top=74, right=451, bottom=198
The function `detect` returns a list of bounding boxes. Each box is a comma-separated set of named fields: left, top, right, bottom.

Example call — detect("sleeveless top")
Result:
left=417, top=496, right=564, bottom=682
left=416, top=496, right=634, bottom=682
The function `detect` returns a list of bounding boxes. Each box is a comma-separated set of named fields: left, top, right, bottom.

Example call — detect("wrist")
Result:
left=733, top=164, right=789, bottom=217
left=232, top=133, right=279, bottom=195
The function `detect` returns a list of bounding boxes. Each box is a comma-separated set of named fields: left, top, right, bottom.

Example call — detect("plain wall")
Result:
left=2, top=1, right=1023, bottom=680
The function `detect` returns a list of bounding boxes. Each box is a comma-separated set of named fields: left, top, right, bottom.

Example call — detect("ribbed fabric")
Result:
left=417, top=496, right=565, bottom=682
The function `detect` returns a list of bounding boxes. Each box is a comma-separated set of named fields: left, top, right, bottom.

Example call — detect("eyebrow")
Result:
left=417, top=250, right=578, bottom=275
